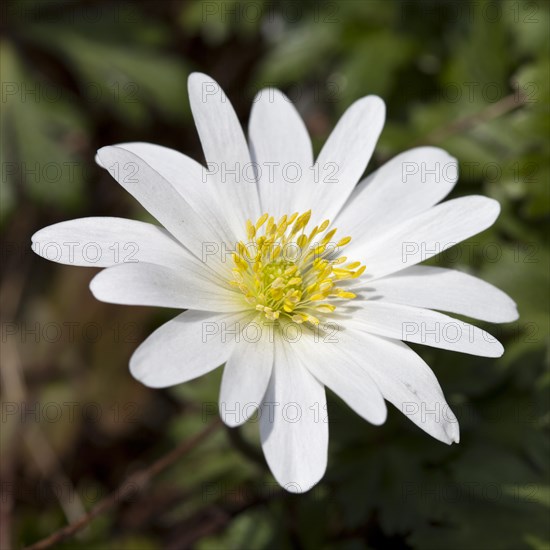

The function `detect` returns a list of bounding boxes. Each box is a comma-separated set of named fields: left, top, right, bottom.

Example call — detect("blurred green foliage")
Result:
left=1, top=0, right=549, bottom=548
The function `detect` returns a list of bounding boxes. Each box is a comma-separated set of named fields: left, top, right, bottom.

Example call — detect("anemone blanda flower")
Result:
left=32, top=72, right=518, bottom=493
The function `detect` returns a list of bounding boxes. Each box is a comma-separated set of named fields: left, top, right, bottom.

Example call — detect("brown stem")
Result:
left=412, top=91, right=528, bottom=146
left=23, top=419, right=222, bottom=550
left=224, top=424, right=267, bottom=469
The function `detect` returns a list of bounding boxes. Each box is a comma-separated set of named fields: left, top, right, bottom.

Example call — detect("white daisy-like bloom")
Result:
left=32, top=73, right=518, bottom=493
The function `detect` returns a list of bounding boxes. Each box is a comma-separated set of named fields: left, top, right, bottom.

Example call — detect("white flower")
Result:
left=32, top=72, right=518, bottom=493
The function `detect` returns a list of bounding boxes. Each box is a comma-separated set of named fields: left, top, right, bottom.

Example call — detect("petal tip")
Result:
left=96, top=146, right=114, bottom=165
left=129, top=353, right=161, bottom=389
left=188, top=71, right=216, bottom=92
left=443, top=420, right=460, bottom=444
left=504, top=305, right=520, bottom=323
left=219, top=408, right=245, bottom=428
left=89, top=271, right=108, bottom=302
left=365, top=95, right=386, bottom=120
left=482, top=196, right=501, bottom=222
left=365, top=93, right=385, bottom=108
left=30, top=228, right=42, bottom=244
left=282, top=477, right=322, bottom=494
left=188, top=71, right=209, bottom=81
left=371, top=406, right=388, bottom=426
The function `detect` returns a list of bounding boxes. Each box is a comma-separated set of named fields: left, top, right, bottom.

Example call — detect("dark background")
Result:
left=1, top=0, right=549, bottom=548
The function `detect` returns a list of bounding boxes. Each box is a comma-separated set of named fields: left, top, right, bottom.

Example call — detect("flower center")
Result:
left=230, top=211, right=365, bottom=325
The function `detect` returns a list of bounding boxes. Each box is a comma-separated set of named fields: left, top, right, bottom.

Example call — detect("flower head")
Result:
left=32, top=73, right=518, bottom=493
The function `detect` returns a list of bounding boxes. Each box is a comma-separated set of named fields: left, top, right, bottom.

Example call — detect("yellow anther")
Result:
left=315, top=304, right=336, bottom=313
left=276, top=222, right=288, bottom=238
left=246, top=220, right=256, bottom=239
left=319, top=280, right=333, bottom=291
left=321, top=228, right=337, bottom=244
left=256, top=213, right=269, bottom=229
left=297, top=234, right=308, bottom=248
left=336, top=291, right=356, bottom=299
left=292, top=313, right=308, bottom=324
left=271, top=277, right=285, bottom=289
left=318, top=219, right=330, bottom=232
left=336, top=236, right=352, bottom=247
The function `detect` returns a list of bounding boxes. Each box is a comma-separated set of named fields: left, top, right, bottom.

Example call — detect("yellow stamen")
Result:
left=230, top=211, right=365, bottom=325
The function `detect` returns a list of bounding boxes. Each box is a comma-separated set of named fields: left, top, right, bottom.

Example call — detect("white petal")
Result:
left=344, top=330, right=460, bottom=444
left=291, top=331, right=387, bottom=425
left=350, top=301, right=504, bottom=357
left=96, top=146, right=223, bottom=262
left=248, top=88, right=313, bottom=217
left=347, top=195, right=500, bottom=280
left=97, top=142, right=236, bottom=245
left=188, top=72, right=260, bottom=232
left=130, top=310, right=249, bottom=388
left=337, top=147, right=458, bottom=238
left=90, top=262, right=242, bottom=312
left=219, top=318, right=274, bottom=427
left=362, top=265, right=518, bottom=323
left=31, top=217, right=190, bottom=268
left=311, top=95, right=385, bottom=222
left=260, top=336, right=328, bottom=493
